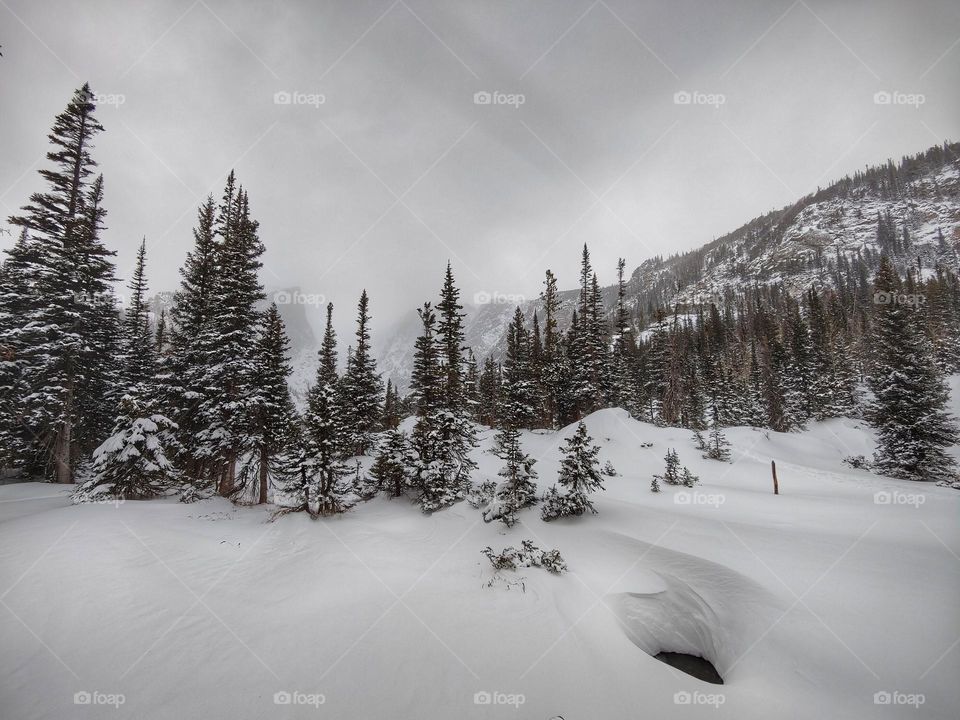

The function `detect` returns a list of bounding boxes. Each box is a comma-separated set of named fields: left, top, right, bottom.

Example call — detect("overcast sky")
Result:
left=1, top=0, right=958, bottom=343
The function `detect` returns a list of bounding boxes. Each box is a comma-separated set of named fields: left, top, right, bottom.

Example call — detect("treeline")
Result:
left=1, top=85, right=957, bottom=518
left=473, top=239, right=960, bottom=481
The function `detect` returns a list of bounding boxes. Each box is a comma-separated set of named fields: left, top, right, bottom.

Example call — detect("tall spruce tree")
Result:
left=340, top=290, right=383, bottom=455
left=866, top=256, right=957, bottom=480
left=5, top=83, right=113, bottom=482
left=195, top=177, right=266, bottom=496
left=242, top=304, right=296, bottom=504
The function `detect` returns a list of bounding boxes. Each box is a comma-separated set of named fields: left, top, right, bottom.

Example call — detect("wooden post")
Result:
left=771, top=460, right=779, bottom=495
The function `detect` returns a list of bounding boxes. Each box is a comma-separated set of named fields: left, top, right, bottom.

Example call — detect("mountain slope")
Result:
left=379, top=143, right=960, bottom=391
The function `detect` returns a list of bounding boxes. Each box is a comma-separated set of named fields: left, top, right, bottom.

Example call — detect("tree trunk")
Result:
left=220, top=452, right=235, bottom=497
left=771, top=460, right=779, bottom=495
left=258, top=447, right=269, bottom=504
left=55, top=384, right=74, bottom=483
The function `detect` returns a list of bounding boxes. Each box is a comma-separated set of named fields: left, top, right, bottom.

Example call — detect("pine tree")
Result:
left=195, top=177, right=266, bottom=496
left=704, top=420, right=731, bottom=462
left=569, top=246, right=609, bottom=417
left=369, top=428, right=413, bottom=497
left=539, top=269, right=564, bottom=427
left=166, top=195, right=219, bottom=484
left=483, top=424, right=538, bottom=526
left=609, top=257, right=637, bottom=413
left=287, top=303, right=351, bottom=515
left=5, top=84, right=112, bottom=482
left=76, top=246, right=179, bottom=500
left=242, top=304, right=296, bottom=504
left=75, top=395, right=180, bottom=501
left=121, top=239, right=156, bottom=392
left=500, top=306, right=538, bottom=428
left=541, top=421, right=605, bottom=520
left=477, top=356, right=500, bottom=427
left=340, top=290, right=383, bottom=455
left=866, top=256, right=957, bottom=480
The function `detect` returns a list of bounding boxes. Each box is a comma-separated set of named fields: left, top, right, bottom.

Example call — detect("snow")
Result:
left=2, top=396, right=959, bottom=718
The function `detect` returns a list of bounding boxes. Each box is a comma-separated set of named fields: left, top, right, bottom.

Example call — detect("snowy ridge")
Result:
left=377, top=149, right=960, bottom=391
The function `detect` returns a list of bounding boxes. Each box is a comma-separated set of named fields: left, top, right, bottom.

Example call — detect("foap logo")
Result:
left=673, top=90, right=726, bottom=108
left=874, top=490, right=925, bottom=508
left=873, top=90, right=925, bottom=108
left=874, top=690, right=925, bottom=707
left=74, top=691, right=125, bottom=708
left=675, top=491, right=725, bottom=508
left=273, top=290, right=326, bottom=307
left=673, top=690, right=726, bottom=707
left=94, top=93, right=126, bottom=108
left=273, top=91, right=326, bottom=108
left=273, top=690, right=326, bottom=707
left=474, top=290, right=526, bottom=306
left=473, top=90, right=525, bottom=108
left=873, top=291, right=925, bottom=306
left=473, top=690, right=526, bottom=708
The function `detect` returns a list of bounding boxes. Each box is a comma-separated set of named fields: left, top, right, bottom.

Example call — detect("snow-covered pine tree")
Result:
left=483, top=424, right=538, bottom=526
left=165, top=195, right=219, bottom=485
left=195, top=177, right=266, bottom=496
left=704, top=415, right=731, bottom=462
left=866, top=256, right=958, bottom=480
left=75, top=395, right=180, bottom=501
left=240, top=304, right=296, bottom=504
left=285, top=303, right=351, bottom=515
left=76, top=245, right=180, bottom=500
left=340, top=290, right=383, bottom=456
left=382, top=379, right=401, bottom=430
left=500, top=306, right=538, bottom=429
left=782, top=295, right=812, bottom=425
left=609, top=257, right=638, bottom=413
left=539, top=269, right=564, bottom=428
left=409, top=302, right=467, bottom=512
left=647, top=448, right=701, bottom=486
left=477, top=356, right=500, bottom=427
left=433, top=264, right=477, bottom=476
left=5, top=84, right=115, bottom=482
left=541, top=421, right=605, bottom=520
left=71, top=174, right=122, bottom=458
left=369, top=428, right=413, bottom=497
left=569, top=246, right=609, bottom=418
left=121, top=239, right=156, bottom=392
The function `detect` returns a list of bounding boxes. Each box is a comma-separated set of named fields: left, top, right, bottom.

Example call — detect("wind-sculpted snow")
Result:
left=1, top=398, right=958, bottom=718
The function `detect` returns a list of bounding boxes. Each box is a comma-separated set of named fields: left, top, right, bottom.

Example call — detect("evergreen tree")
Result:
left=541, top=421, right=605, bottom=520
left=121, top=239, right=156, bottom=392
left=570, top=246, right=609, bottom=417
left=477, top=356, right=500, bottom=427
left=195, top=177, right=266, bottom=496
left=5, top=84, right=111, bottom=482
left=369, top=428, right=413, bottom=497
left=500, top=306, right=538, bottom=428
left=166, top=195, right=219, bottom=484
left=75, top=395, right=180, bottom=501
left=539, top=269, right=564, bottom=427
left=866, top=256, right=957, bottom=480
left=77, top=246, right=179, bottom=500
left=609, top=258, right=638, bottom=414
left=242, top=304, right=296, bottom=504
left=340, top=290, right=383, bottom=455
left=288, top=303, right=350, bottom=515
left=483, top=424, right=538, bottom=526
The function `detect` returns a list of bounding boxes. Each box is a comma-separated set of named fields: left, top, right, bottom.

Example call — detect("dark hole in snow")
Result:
left=654, top=652, right=723, bottom=684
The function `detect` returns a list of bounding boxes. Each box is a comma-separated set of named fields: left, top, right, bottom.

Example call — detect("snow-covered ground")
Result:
left=2, top=405, right=959, bottom=719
